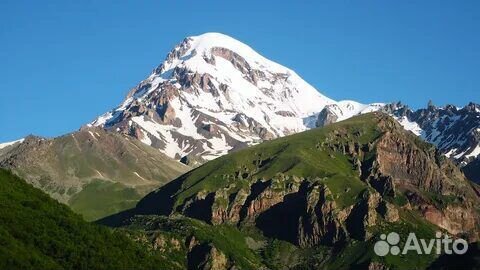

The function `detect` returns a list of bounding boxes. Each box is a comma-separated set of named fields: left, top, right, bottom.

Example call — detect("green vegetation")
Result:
left=69, top=179, right=142, bottom=221
left=124, top=215, right=381, bottom=270
left=123, top=113, right=472, bottom=269
left=369, top=210, right=440, bottom=270
left=0, top=169, right=178, bottom=270
left=126, top=216, right=265, bottom=269
left=167, top=113, right=384, bottom=212
left=0, top=129, right=190, bottom=220
left=261, top=239, right=304, bottom=269
left=123, top=214, right=444, bottom=270
left=3, top=113, right=473, bottom=269
left=425, top=192, right=462, bottom=209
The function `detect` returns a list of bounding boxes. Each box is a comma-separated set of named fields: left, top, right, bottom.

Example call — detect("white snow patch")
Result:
left=444, top=148, right=457, bottom=158
left=170, top=98, right=204, bottom=140
left=199, top=134, right=234, bottom=160
left=466, top=145, right=480, bottom=158
left=394, top=116, right=423, bottom=136
left=0, top=138, right=24, bottom=150
left=95, top=170, right=105, bottom=178
left=91, top=112, right=113, bottom=127
left=88, top=131, right=98, bottom=140
left=131, top=116, right=191, bottom=158
left=322, top=101, right=385, bottom=123
left=454, top=151, right=467, bottom=159
left=133, top=172, right=150, bottom=183
left=139, top=129, right=152, bottom=146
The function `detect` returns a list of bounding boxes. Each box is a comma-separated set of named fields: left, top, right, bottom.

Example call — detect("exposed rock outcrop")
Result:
left=316, top=106, right=339, bottom=127
left=188, top=243, right=229, bottom=270
left=108, top=113, right=480, bottom=251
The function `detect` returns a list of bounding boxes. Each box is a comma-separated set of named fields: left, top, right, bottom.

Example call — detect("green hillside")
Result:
left=102, top=113, right=479, bottom=269
left=0, top=169, right=182, bottom=270
left=0, top=127, right=190, bottom=221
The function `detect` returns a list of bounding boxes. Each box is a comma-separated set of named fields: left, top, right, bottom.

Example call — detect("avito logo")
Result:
left=374, top=232, right=468, bottom=256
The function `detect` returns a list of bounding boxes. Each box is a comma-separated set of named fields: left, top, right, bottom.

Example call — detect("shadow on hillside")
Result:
left=96, top=176, right=185, bottom=227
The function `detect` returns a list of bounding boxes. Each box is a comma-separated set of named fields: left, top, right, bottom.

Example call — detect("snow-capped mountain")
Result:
left=383, top=102, right=480, bottom=164
left=379, top=101, right=480, bottom=183
left=317, top=99, right=480, bottom=167
left=0, top=138, right=24, bottom=150
left=91, top=32, right=379, bottom=164
left=315, top=100, right=385, bottom=127
left=90, top=32, right=479, bottom=177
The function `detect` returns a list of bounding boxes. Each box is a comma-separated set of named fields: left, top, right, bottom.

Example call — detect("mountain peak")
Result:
left=90, top=33, right=381, bottom=162
left=172, top=32, right=290, bottom=74
left=151, top=32, right=333, bottom=115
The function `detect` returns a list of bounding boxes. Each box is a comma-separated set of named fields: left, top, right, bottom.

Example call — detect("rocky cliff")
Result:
left=103, top=113, right=480, bottom=254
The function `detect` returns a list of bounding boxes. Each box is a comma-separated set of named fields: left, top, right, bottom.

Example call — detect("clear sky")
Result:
left=1, top=1, right=479, bottom=141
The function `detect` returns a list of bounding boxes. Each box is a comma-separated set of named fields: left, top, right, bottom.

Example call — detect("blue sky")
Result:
left=1, top=1, right=479, bottom=141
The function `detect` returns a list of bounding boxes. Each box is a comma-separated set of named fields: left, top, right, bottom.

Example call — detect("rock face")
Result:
left=316, top=106, right=338, bottom=127
left=188, top=243, right=229, bottom=270
left=463, top=156, right=480, bottom=183
left=297, top=184, right=347, bottom=246
left=90, top=33, right=380, bottom=164
left=315, top=101, right=384, bottom=128
left=360, top=116, right=479, bottom=239
left=105, top=113, right=480, bottom=248
left=316, top=101, right=480, bottom=183
left=383, top=102, right=480, bottom=183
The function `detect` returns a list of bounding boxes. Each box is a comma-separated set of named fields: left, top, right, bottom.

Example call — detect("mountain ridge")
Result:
left=99, top=112, right=480, bottom=269
left=0, top=127, right=190, bottom=221
left=88, top=32, right=479, bottom=180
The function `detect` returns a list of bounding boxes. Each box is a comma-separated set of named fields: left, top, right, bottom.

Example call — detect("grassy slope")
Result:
left=0, top=169, right=182, bottom=270
left=138, top=112, right=466, bottom=214
left=1, top=128, right=190, bottom=221
left=139, top=113, right=382, bottom=212
left=123, top=214, right=439, bottom=270
left=68, top=179, right=141, bottom=221
left=130, top=113, right=456, bottom=269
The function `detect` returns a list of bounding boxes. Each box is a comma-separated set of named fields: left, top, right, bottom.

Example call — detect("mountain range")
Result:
left=100, top=113, right=480, bottom=269
left=1, top=32, right=479, bottom=269
left=89, top=33, right=384, bottom=165
left=2, top=32, right=477, bottom=183
left=87, top=32, right=480, bottom=181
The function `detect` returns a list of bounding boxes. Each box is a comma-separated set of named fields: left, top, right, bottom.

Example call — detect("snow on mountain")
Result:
left=0, top=138, right=24, bottom=150
left=318, top=100, right=480, bottom=167
left=317, top=100, right=480, bottom=182
left=91, top=32, right=480, bottom=170
left=91, top=32, right=380, bottom=164
left=393, top=116, right=423, bottom=136
left=383, top=102, right=480, bottom=162
left=315, top=101, right=385, bottom=127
